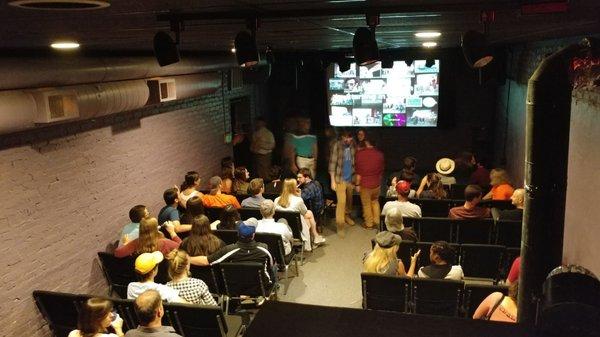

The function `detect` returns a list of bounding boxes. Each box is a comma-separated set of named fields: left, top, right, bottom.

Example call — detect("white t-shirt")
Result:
left=127, top=281, right=180, bottom=302
left=256, top=218, right=294, bottom=255
left=418, top=265, right=464, bottom=281
left=68, top=331, right=117, bottom=337
left=381, top=200, right=422, bottom=218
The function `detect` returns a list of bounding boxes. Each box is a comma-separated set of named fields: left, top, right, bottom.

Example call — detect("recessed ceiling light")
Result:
left=423, top=42, right=437, bottom=48
left=415, top=32, right=442, bottom=38
left=231, top=47, right=236, bottom=53
left=50, top=41, right=80, bottom=49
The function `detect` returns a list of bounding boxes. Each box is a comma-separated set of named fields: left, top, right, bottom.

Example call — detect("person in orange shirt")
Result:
left=483, top=168, right=515, bottom=200
left=201, top=176, right=241, bottom=209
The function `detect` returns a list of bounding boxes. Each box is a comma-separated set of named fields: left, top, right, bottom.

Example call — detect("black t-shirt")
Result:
left=208, top=240, right=274, bottom=283
left=420, top=264, right=452, bottom=279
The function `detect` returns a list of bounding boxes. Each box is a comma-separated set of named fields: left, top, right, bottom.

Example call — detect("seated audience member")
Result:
left=179, top=195, right=204, bottom=225
left=127, top=252, right=185, bottom=303
left=178, top=171, right=203, bottom=209
left=233, top=166, right=251, bottom=195
left=469, top=155, right=491, bottom=188
left=297, top=167, right=324, bottom=216
left=180, top=215, right=224, bottom=256
left=448, top=185, right=491, bottom=219
left=119, top=205, right=149, bottom=246
left=363, top=231, right=420, bottom=277
left=263, top=165, right=284, bottom=194
left=188, top=222, right=275, bottom=282
left=69, top=298, right=124, bottom=337
left=125, top=290, right=183, bottom=337
left=497, top=188, right=525, bottom=221
left=217, top=205, right=241, bottom=230
left=165, top=249, right=217, bottom=305
left=386, top=171, right=417, bottom=198
left=275, top=178, right=325, bottom=247
left=506, top=256, right=520, bottom=285
left=453, top=151, right=476, bottom=184
left=384, top=207, right=418, bottom=242
left=473, top=282, right=519, bottom=323
left=241, top=178, right=266, bottom=208
left=114, top=218, right=181, bottom=257
left=417, top=241, right=464, bottom=280
left=158, top=188, right=191, bottom=233
left=255, top=200, right=294, bottom=255
left=484, top=168, right=515, bottom=200
left=388, top=157, right=419, bottom=190
left=416, top=172, right=448, bottom=199
left=381, top=180, right=422, bottom=218
left=435, top=157, right=457, bottom=185
left=201, top=176, right=241, bottom=209
left=220, top=166, right=235, bottom=195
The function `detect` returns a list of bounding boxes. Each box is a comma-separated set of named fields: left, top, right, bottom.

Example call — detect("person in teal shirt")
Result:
left=285, top=117, right=318, bottom=177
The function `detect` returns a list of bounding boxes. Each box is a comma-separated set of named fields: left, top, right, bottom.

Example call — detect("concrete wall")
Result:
left=0, top=79, right=258, bottom=337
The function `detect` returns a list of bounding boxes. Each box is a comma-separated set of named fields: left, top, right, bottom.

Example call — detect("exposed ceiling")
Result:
left=0, top=0, right=598, bottom=53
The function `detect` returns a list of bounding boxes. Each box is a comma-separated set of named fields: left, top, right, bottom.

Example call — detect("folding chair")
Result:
left=190, top=264, right=224, bottom=295
left=218, top=261, right=277, bottom=314
left=274, top=210, right=306, bottom=262
left=164, top=302, right=243, bottom=337
left=459, top=244, right=506, bottom=282
left=412, top=278, right=464, bottom=316
left=213, top=230, right=239, bottom=245
left=361, top=273, right=411, bottom=313
left=205, top=207, right=225, bottom=222
left=455, top=219, right=493, bottom=244
left=33, top=290, right=82, bottom=337
left=449, top=184, right=468, bottom=200
left=412, top=199, right=452, bottom=217
left=238, top=207, right=262, bottom=221
left=97, top=252, right=136, bottom=298
left=463, top=284, right=509, bottom=318
left=417, top=217, right=454, bottom=243
left=254, top=232, right=299, bottom=287
left=495, top=220, right=522, bottom=248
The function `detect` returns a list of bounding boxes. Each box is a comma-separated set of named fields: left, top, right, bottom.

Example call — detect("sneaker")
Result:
left=313, top=235, right=326, bottom=244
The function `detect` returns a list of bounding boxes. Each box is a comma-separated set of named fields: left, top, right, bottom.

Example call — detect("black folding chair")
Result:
left=213, top=230, right=239, bottom=245
left=463, top=284, right=509, bottom=318
left=412, top=278, right=464, bottom=317
left=495, top=220, right=522, bottom=248
left=218, top=261, right=277, bottom=313
left=414, top=241, right=459, bottom=270
left=164, top=302, right=243, bottom=337
left=238, top=207, right=262, bottom=221
left=97, top=252, right=136, bottom=298
left=449, top=184, right=468, bottom=200
left=205, top=207, right=224, bottom=222
left=411, top=199, right=452, bottom=217
left=480, top=200, right=514, bottom=210
left=33, top=290, right=83, bottom=337
left=254, top=232, right=298, bottom=285
left=459, top=244, right=506, bottom=282
left=417, top=217, right=454, bottom=243
left=112, top=297, right=175, bottom=329
left=190, top=264, right=224, bottom=295
left=455, top=219, right=494, bottom=244
left=361, top=273, right=411, bottom=313
left=274, top=210, right=306, bottom=262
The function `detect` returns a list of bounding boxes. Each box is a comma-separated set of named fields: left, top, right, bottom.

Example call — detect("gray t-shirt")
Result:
left=241, top=195, right=266, bottom=208
left=124, top=326, right=182, bottom=337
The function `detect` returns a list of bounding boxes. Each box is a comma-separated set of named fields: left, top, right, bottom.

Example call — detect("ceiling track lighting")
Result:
left=235, top=18, right=260, bottom=68
left=425, top=58, right=435, bottom=68
left=153, top=20, right=182, bottom=67
left=353, top=13, right=380, bottom=66
left=404, top=59, right=414, bottom=67
left=338, top=57, right=351, bottom=72
left=461, top=30, right=494, bottom=68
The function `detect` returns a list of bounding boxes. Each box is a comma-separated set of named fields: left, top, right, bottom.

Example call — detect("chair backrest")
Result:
left=411, top=199, right=453, bottom=217
left=213, top=229, right=239, bottom=245
left=417, top=217, right=454, bottom=243
left=463, top=284, right=509, bottom=318
left=480, top=199, right=514, bottom=210
left=361, top=273, right=411, bottom=313
left=274, top=210, right=303, bottom=240
left=164, top=302, right=229, bottom=337
left=495, top=220, right=522, bottom=248
left=238, top=207, right=262, bottom=221
left=205, top=207, right=224, bottom=222
left=397, top=241, right=417, bottom=270
left=455, top=219, right=494, bottom=244
left=459, top=244, right=506, bottom=281
left=412, top=278, right=464, bottom=316
left=218, top=262, right=274, bottom=298
left=449, top=184, right=469, bottom=200
left=97, top=252, right=136, bottom=298
left=33, top=290, right=83, bottom=337
left=189, top=264, right=224, bottom=295
left=254, top=232, right=287, bottom=267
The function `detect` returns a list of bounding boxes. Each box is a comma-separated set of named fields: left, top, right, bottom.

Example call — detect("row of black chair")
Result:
left=380, top=198, right=515, bottom=218
left=33, top=290, right=243, bottom=337
left=361, top=273, right=509, bottom=318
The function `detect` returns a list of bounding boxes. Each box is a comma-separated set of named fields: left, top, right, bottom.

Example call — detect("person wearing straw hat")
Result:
left=435, top=157, right=457, bottom=185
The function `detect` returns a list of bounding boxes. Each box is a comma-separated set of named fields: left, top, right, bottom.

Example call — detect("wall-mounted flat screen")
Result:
left=328, top=60, right=440, bottom=127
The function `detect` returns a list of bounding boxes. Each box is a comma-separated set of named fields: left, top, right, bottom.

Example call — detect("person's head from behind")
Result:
left=163, top=188, right=178, bottom=206
left=340, top=130, right=353, bottom=145
left=221, top=166, right=234, bottom=180
left=181, top=171, right=200, bottom=190
left=259, top=199, right=276, bottom=219
left=400, top=170, right=416, bottom=184
left=209, top=176, right=222, bottom=193
left=190, top=215, right=211, bottom=237
left=166, top=249, right=190, bottom=280
left=490, top=168, right=511, bottom=186
left=219, top=205, right=240, bottom=230
left=395, top=180, right=412, bottom=199
left=255, top=116, right=267, bottom=130
left=464, top=184, right=483, bottom=204
left=77, top=298, right=114, bottom=335
left=297, top=167, right=312, bottom=185
left=429, top=241, right=455, bottom=265
left=384, top=207, right=404, bottom=232
left=238, top=222, right=256, bottom=243
left=248, top=178, right=264, bottom=196
left=426, top=172, right=441, bottom=187
left=511, top=188, right=525, bottom=208
left=129, top=205, right=149, bottom=223
left=403, top=156, right=417, bottom=171
left=137, top=218, right=160, bottom=255
left=364, top=231, right=401, bottom=273
left=456, top=151, right=474, bottom=166
left=234, top=166, right=250, bottom=182
left=135, top=251, right=164, bottom=282
left=221, top=157, right=234, bottom=170
left=297, top=117, right=311, bottom=134
left=186, top=196, right=204, bottom=217
left=278, top=178, right=299, bottom=208
left=134, top=290, right=163, bottom=327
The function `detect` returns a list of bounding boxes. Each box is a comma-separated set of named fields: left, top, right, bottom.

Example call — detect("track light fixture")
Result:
left=353, top=13, right=380, bottom=66
left=461, top=30, right=494, bottom=68
left=338, top=58, right=351, bottom=72
left=235, top=30, right=259, bottom=67
left=425, top=58, right=435, bottom=68
left=153, top=20, right=182, bottom=67
left=404, top=59, right=414, bottom=67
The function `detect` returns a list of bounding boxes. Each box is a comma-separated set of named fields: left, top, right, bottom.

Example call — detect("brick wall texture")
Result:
left=0, top=79, right=257, bottom=337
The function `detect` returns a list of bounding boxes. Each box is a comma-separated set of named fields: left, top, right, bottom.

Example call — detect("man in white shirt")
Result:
left=251, top=117, right=275, bottom=179
left=381, top=180, right=422, bottom=218
left=252, top=200, right=294, bottom=255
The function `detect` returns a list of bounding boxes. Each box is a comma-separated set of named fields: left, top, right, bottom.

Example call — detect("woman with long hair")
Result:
left=233, top=166, right=251, bottom=195
left=68, top=298, right=123, bottom=337
left=217, top=205, right=241, bottom=230
left=180, top=215, right=224, bottom=256
left=274, top=178, right=325, bottom=248
left=363, top=231, right=420, bottom=276
left=178, top=171, right=203, bottom=209
left=483, top=168, right=514, bottom=200
left=473, top=281, right=519, bottom=322
left=220, top=166, right=235, bottom=195
left=114, top=217, right=181, bottom=257
left=180, top=195, right=205, bottom=225
left=418, top=173, right=448, bottom=199
left=166, top=249, right=218, bottom=306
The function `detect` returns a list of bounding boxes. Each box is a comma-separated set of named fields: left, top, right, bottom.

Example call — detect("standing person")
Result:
left=251, top=117, right=275, bottom=179
left=355, top=139, right=384, bottom=230
left=329, top=130, right=357, bottom=235
left=68, top=298, right=124, bottom=337
left=286, top=116, right=318, bottom=177
left=125, top=290, right=183, bottom=337
left=356, top=129, right=367, bottom=150
left=232, top=124, right=251, bottom=168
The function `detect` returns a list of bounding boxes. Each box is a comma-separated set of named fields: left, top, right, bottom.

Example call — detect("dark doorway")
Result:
left=231, top=96, right=252, bottom=167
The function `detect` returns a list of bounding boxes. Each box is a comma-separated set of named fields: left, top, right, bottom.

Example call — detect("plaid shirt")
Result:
left=300, top=180, right=324, bottom=215
left=328, top=140, right=356, bottom=184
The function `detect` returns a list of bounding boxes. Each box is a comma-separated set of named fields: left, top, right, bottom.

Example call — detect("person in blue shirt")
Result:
left=119, top=205, right=149, bottom=246
left=157, top=188, right=191, bottom=234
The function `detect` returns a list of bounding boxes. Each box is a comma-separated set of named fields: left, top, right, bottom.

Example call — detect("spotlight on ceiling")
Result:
left=50, top=41, right=80, bottom=50
left=404, top=59, right=414, bottom=67
left=415, top=31, right=441, bottom=38
left=153, top=31, right=180, bottom=67
left=235, top=31, right=259, bottom=68
left=353, top=27, right=379, bottom=66
left=338, top=58, right=351, bottom=72
left=425, top=59, right=435, bottom=68
left=423, top=41, right=437, bottom=48
left=461, top=30, right=494, bottom=68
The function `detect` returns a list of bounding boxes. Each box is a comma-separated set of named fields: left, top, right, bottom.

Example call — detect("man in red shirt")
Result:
left=355, top=139, right=384, bottom=229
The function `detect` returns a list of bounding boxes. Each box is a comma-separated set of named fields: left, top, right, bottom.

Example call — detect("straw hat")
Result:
left=436, top=158, right=456, bottom=175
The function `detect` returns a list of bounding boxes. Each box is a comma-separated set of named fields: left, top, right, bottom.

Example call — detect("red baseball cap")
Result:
left=395, top=180, right=412, bottom=195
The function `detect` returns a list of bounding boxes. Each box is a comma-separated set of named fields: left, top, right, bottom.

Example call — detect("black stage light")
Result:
left=265, top=45, right=275, bottom=65
left=235, top=31, right=259, bottom=67
left=381, top=55, right=393, bottom=68
left=353, top=27, right=379, bottom=66
left=404, top=59, right=414, bottom=67
left=153, top=31, right=180, bottom=67
left=425, top=58, right=435, bottom=68
left=338, top=58, right=351, bottom=72
left=461, top=30, right=494, bottom=68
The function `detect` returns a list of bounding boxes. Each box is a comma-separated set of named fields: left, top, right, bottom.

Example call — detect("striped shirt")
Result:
left=207, top=240, right=274, bottom=282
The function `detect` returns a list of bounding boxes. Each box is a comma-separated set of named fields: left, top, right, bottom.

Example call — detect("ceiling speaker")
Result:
left=153, top=31, right=180, bottom=67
